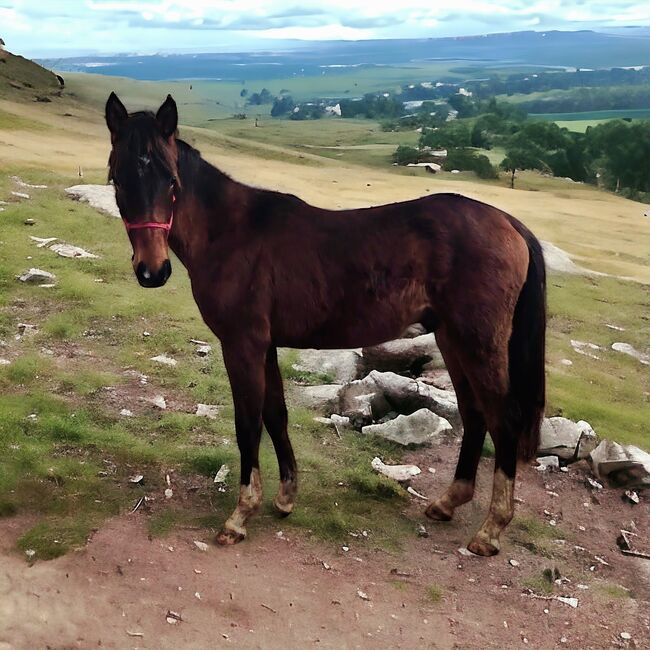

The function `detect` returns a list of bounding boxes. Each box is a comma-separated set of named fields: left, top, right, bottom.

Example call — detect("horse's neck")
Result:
left=169, top=152, right=238, bottom=269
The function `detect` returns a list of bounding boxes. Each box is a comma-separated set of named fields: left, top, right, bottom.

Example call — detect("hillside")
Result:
left=0, top=44, right=61, bottom=101
left=0, top=56, right=649, bottom=650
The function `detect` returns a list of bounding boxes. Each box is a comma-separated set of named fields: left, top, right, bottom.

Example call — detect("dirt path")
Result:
left=1, top=446, right=648, bottom=650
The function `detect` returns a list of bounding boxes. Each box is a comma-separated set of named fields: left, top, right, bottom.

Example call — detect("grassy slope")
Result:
left=0, top=67, right=648, bottom=560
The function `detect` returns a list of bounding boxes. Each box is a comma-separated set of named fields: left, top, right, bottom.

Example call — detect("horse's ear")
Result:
left=105, top=92, right=127, bottom=138
left=156, top=94, right=178, bottom=139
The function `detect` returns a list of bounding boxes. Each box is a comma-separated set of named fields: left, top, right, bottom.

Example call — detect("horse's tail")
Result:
left=506, top=220, right=547, bottom=461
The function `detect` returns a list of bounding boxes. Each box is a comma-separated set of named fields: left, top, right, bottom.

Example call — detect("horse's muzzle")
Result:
left=135, top=259, right=172, bottom=288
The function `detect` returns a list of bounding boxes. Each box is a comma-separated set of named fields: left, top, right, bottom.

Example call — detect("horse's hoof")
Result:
left=467, top=536, right=499, bottom=557
left=215, top=527, right=246, bottom=546
left=273, top=497, right=293, bottom=517
left=425, top=501, right=453, bottom=522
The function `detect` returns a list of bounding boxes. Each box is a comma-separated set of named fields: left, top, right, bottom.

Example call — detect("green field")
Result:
left=530, top=108, right=650, bottom=132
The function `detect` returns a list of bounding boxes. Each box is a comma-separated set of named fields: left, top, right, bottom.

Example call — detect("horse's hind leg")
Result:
left=215, top=338, right=267, bottom=545
left=467, top=406, right=517, bottom=557
left=263, top=347, right=298, bottom=516
left=425, top=330, right=487, bottom=521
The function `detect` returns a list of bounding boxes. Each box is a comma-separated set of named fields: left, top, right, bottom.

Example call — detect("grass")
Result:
left=509, top=515, right=565, bottom=558
left=426, top=584, right=444, bottom=603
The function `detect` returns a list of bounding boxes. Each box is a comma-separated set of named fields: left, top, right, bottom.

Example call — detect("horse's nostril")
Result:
left=143, top=268, right=151, bottom=280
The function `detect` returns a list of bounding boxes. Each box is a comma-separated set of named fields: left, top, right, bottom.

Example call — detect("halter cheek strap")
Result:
left=123, top=194, right=175, bottom=234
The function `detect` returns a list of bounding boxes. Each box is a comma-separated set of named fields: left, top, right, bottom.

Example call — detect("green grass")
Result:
left=426, top=584, right=444, bottom=603
left=509, top=515, right=565, bottom=558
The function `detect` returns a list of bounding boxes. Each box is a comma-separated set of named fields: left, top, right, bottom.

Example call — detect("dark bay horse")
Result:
left=105, top=93, right=546, bottom=556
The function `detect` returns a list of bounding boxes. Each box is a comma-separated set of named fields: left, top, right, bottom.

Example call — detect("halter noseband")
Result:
left=123, top=194, right=176, bottom=234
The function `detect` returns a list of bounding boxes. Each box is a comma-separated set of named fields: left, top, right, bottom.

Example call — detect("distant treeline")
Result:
left=394, top=98, right=650, bottom=201
left=518, top=86, right=650, bottom=113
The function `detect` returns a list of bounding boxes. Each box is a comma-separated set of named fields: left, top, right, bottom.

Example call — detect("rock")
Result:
left=589, top=440, right=650, bottom=488
left=193, top=540, right=209, bottom=552
left=119, top=408, right=134, bottom=417
left=149, top=395, right=167, bottom=410
left=360, top=333, right=444, bottom=376
left=541, top=241, right=594, bottom=275
left=17, top=323, right=38, bottom=337
left=195, top=344, right=211, bottom=357
left=539, top=417, right=597, bottom=461
left=0, top=359, right=10, bottom=366
left=24, top=219, right=36, bottom=226
left=362, top=408, right=452, bottom=446
left=419, top=369, right=454, bottom=391
left=416, top=524, right=429, bottom=538
left=338, top=370, right=459, bottom=428
left=401, top=323, right=427, bottom=338
left=299, top=384, right=341, bottom=414
left=11, top=176, right=47, bottom=189
left=294, top=348, right=361, bottom=383
left=65, top=184, right=120, bottom=218
left=555, top=596, right=578, bottom=608
left=536, top=456, right=560, bottom=471
left=213, top=464, right=230, bottom=483
left=195, top=403, right=218, bottom=419
left=164, top=488, right=173, bottom=499
left=11, top=191, right=30, bottom=199
left=371, top=457, right=421, bottom=482
left=575, top=420, right=597, bottom=459
left=49, top=242, right=99, bottom=259
left=30, top=236, right=57, bottom=248
left=17, top=268, right=56, bottom=283
left=623, top=490, right=639, bottom=505
left=560, top=359, right=573, bottom=366
left=570, top=340, right=601, bottom=360
left=150, top=354, right=177, bottom=367
left=611, top=342, right=650, bottom=365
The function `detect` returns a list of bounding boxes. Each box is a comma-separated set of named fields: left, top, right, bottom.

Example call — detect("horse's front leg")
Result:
left=215, top=337, right=268, bottom=545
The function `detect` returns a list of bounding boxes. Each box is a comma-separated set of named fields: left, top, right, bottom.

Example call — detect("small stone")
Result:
left=509, top=559, right=520, bottom=567
left=560, top=359, right=573, bottom=366
left=24, top=219, right=36, bottom=226
left=536, top=455, right=560, bottom=471
left=213, top=464, right=230, bottom=483
left=17, top=268, right=56, bottom=283
left=416, top=524, right=429, bottom=538
left=164, top=488, right=173, bottom=499
left=586, top=477, right=603, bottom=490
left=150, top=354, right=177, bottom=367
left=196, top=403, right=219, bottom=419
left=120, top=408, right=134, bottom=417
left=150, top=395, right=167, bottom=409
left=356, top=590, right=370, bottom=601
left=193, top=540, right=209, bottom=552
left=556, top=596, right=578, bottom=608
left=196, top=345, right=211, bottom=357
left=624, top=490, right=639, bottom=504
left=25, top=549, right=36, bottom=558
left=129, top=474, right=144, bottom=484
left=371, top=457, right=421, bottom=482
left=620, top=632, right=631, bottom=641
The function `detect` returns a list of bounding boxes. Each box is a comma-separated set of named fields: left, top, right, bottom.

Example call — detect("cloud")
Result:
left=3, top=1, right=650, bottom=55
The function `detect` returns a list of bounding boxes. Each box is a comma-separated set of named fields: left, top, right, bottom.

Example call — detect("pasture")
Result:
left=0, top=73, right=649, bottom=647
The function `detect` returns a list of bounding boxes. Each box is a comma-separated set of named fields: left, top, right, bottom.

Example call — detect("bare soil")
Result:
left=1, top=444, right=648, bottom=650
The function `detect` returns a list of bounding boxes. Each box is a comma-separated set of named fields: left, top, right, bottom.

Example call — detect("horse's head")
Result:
left=106, top=92, right=179, bottom=288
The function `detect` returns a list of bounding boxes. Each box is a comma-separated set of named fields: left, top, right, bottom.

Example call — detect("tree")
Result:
left=443, top=149, right=499, bottom=179
left=420, top=122, right=471, bottom=149
left=392, top=145, right=420, bottom=165
left=271, top=95, right=295, bottom=117
left=500, top=144, right=549, bottom=189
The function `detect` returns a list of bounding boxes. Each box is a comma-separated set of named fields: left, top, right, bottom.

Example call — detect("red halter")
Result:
left=123, top=194, right=175, bottom=234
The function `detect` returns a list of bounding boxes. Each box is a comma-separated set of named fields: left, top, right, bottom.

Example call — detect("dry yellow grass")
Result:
left=1, top=96, right=649, bottom=283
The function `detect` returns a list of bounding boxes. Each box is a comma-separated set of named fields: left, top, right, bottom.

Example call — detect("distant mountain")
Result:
left=37, top=30, right=650, bottom=82
left=1, top=43, right=62, bottom=101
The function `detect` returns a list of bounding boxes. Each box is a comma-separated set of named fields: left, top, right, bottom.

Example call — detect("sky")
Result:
left=1, top=0, right=649, bottom=57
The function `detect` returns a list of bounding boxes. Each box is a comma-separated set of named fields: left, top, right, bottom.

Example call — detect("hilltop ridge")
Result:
left=0, top=42, right=62, bottom=102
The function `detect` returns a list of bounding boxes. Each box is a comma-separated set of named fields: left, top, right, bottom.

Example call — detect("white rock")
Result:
left=371, top=457, right=421, bottom=482
left=590, top=440, right=650, bottom=488
left=560, top=359, right=573, bottom=366
left=0, top=359, right=10, bottom=366
left=620, top=632, right=632, bottom=641
left=17, top=268, right=56, bottom=283
left=195, top=344, right=211, bottom=357
left=11, top=191, right=30, bottom=199
left=362, top=408, right=452, bottom=446
left=50, top=242, right=99, bottom=259
left=164, top=488, right=173, bottom=499
left=539, top=417, right=596, bottom=461
left=30, top=236, right=57, bottom=248
left=12, top=176, right=47, bottom=189
left=120, top=408, right=134, bottom=417
left=149, top=395, right=167, bottom=409
left=612, top=342, right=650, bottom=365
left=571, top=340, right=601, bottom=360
left=193, top=540, right=209, bottom=552
left=196, top=403, right=219, bottom=419
left=360, top=333, right=444, bottom=375
left=213, top=464, right=230, bottom=483
left=65, top=184, right=120, bottom=218
left=150, top=354, right=177, bottom=367
left=294, top=348, right=362, bottom=383
left=555, top=596, right=578, bottom=608
left=536, top=455, right=560, bottom=471
left=542, top=241, right=594, bottom=275
left=300, top=384, right=341, bottom=414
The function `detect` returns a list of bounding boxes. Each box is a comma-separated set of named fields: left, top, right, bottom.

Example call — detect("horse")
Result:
left=105, top=93, right=546, bottom=556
